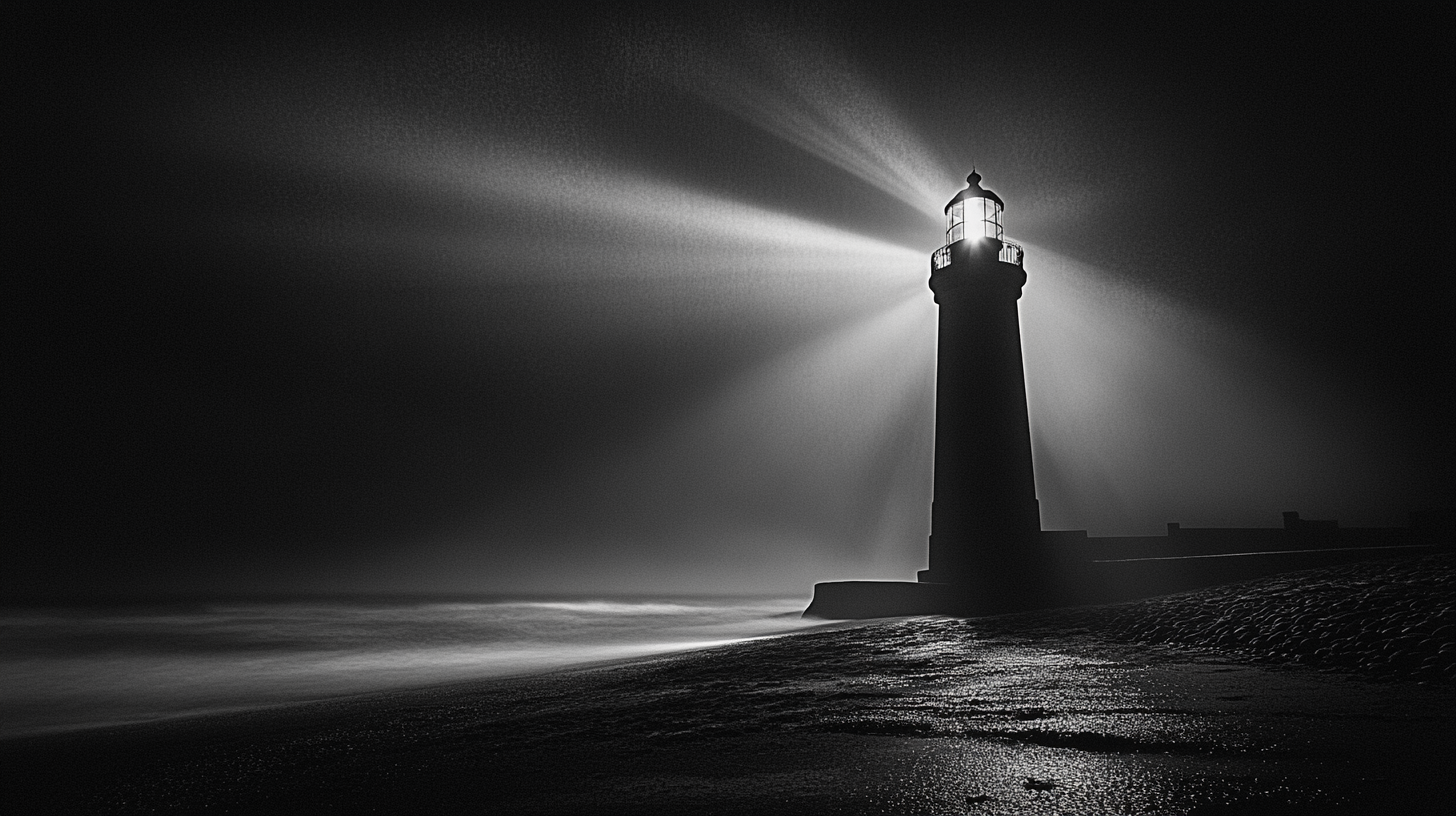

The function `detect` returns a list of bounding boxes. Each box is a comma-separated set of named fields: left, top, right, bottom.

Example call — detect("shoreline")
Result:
left=0, top=619, right=858, bottom=742
left=4, top=554, right=1452, bottom=814
left=0, top=596, right=832, bottom=741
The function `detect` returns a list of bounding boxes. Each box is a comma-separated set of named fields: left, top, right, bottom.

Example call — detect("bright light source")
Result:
left=944, top=173, right=1004, bottom=246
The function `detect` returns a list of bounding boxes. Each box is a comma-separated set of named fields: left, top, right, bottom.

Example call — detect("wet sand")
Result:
left=3, top=554, right=1452, bottom=814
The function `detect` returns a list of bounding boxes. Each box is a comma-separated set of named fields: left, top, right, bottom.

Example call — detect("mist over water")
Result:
left=0, top=596, right=817, bottom=738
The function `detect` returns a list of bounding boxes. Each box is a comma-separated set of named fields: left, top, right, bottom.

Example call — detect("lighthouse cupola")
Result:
left=945, top=171, right=1004, bottom=244
left=933, top=172, right=1022, bottom=270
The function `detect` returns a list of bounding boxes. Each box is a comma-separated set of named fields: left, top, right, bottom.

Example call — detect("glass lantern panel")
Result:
left=946, top=200, right=964, bottom=244
left=972, top=198, right=1003, bottom=239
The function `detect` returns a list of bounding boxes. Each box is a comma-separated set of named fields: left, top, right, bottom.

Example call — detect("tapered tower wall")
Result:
left=918, top=233, right=1042, bottom=591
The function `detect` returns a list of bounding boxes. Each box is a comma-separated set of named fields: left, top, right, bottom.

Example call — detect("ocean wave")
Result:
left=0, top=596, right=814, bottom=737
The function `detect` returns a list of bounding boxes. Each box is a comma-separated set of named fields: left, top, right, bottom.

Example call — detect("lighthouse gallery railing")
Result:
left=931, top=239, right=1023, bottom=270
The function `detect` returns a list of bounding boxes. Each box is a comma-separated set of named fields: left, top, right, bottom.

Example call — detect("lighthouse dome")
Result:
left=945, top=171, right=1004, bottom=211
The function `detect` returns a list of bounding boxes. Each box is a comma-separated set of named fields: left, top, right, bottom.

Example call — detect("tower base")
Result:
left=804, top=537, right=1433, bottom=619
left=801, top=580, right=1050, bottom=619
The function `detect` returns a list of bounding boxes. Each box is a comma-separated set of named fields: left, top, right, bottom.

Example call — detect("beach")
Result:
left=3, top=554, right=1452, bottom=814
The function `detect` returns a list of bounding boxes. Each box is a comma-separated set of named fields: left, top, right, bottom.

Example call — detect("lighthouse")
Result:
left=804, top=171, right=1048, bottom=617
left=803, top=171, right=1433, bottom=619
left=916, top=172, right=1043, bottom=603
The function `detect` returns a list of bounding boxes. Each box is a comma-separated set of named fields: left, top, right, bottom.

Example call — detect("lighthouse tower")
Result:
left=804, top=171, right=1422, bottom=620
left=803, top=171, right=1050, bottom=618
left=916, top=172, right=1043, bottom=601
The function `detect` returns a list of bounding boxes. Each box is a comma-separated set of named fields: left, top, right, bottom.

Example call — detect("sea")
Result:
left=0, top=596, right=817, bottom=738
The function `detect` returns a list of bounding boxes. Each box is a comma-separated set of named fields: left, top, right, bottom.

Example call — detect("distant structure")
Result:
left=804, top=172, right=1445, bottom=619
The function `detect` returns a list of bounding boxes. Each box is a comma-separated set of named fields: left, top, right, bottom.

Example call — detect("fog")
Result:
left=12, top=5, right=1449, bottom=597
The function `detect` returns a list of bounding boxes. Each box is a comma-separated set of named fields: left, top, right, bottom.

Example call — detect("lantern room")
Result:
left=944, top=171, right=1004, bottom=244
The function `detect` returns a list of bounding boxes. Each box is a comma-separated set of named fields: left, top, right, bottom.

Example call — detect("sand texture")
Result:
left=2, top=554, right=1453, bottom=814
left=975, top=552, right=1456, bottom=683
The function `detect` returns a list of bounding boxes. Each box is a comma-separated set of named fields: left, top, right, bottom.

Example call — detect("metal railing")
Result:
left=932, top=245, right=952, bottom=270
left=931, top=239, right=1024, bottom=270
left=999, top=239, right=1023, bottom=266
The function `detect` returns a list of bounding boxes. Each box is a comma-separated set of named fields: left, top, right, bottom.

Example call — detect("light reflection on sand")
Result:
left=5, top=609, right=1453, bottom=814
left=8, top=561, right=1451, bottom=813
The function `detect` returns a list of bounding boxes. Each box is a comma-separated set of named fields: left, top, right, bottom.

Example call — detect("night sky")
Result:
left=12, top=3, right=1453, bottom=598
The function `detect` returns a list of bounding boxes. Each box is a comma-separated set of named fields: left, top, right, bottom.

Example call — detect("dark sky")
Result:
left=11, top=3, right=1453, bottom=598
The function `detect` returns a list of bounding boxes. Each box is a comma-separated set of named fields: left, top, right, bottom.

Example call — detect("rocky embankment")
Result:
left=981, top=553, right=1455, bottom=683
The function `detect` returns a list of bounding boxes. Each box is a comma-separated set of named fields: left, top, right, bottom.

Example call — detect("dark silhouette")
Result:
left=805, top=174, right=1447, bottom=619
left=917, top=173, right=1042, bottom=606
